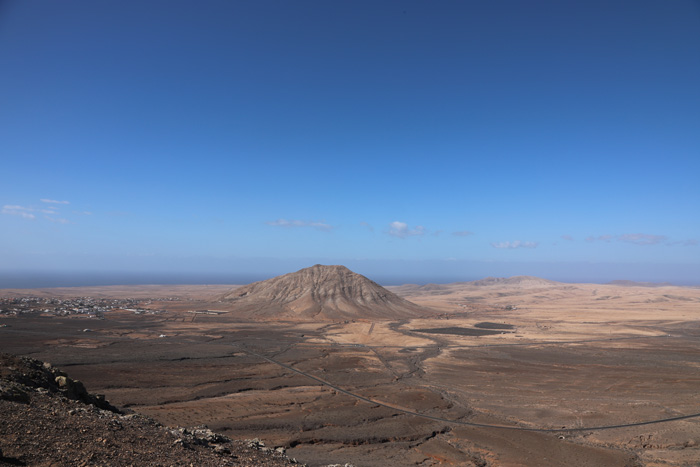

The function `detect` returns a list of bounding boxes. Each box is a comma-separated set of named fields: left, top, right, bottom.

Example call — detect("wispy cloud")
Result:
left=665, top=238, right=698, bottom=247
left=2, top=205, right=36, bottom=219
left=2, top=200, right=78, bottom=224
left=491, top=240, right=538, bottom=249
left=3, top=203, right=59, bottom=215
left=618, top=233, right=667, bottom=245
left=586, top=235, right=614, bottom=243
left=452, top=230, right=474, bottom=237
left=266, top=219, right=334, bottom=232
left=561, top=234, right=574, bottom=241
left=360, top=221, right=374, bottom=232
left=586, top=233, right=671, bottom=245
left=387, top=221, right=426, bottom=238
left=41, top=199, right=70, bottom=205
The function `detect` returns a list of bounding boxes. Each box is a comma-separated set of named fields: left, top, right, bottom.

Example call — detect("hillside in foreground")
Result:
left=0, top=352, right=297, bottom=466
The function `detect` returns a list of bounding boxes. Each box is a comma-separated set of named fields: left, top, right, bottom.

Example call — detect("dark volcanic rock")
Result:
left=219, top=264, right=433, bottom=320
left=0, top=353, right=119, bottom=412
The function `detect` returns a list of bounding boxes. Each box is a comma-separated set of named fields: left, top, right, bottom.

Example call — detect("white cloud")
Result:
left=452, top=230, right=474, bottom=237
left=586, top=235, right=614, bottom=243
left=388, top=221, right=426, bottom=238
left=2, top=204, right=56, bottom=215
left=41, top=199, right=70, bottom=205
left=618, top=233, right=667, bottom=245
left=667, top=239, right=698, bottom=246
left=360, top=221, right=374, bottom=232
left=2, top=201, right=78, bottom=223
left=266, top=219, right=333, bottom=231
left=586, top=233, right=669, bottom=245
left=491, top=240, right=539, bottom=249
left=2, top=205, right=35, bottom=219
left=561, top=234, right=574, bottom=241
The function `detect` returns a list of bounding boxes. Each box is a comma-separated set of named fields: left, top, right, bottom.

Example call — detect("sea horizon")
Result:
left=1, top=268, right=698, bottom=290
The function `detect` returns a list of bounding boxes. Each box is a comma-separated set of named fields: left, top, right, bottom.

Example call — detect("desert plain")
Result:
left=1, top=268, right=700, bottom=467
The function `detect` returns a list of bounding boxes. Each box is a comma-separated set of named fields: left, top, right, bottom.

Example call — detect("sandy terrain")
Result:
left=1, top=277, right=699, bottom=466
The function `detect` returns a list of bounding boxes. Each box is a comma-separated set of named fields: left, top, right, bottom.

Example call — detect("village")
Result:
left=0, top=296, right=168, bottom=318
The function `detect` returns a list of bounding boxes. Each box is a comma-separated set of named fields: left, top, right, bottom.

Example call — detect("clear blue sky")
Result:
left=1, top=1, right=699, bottom=285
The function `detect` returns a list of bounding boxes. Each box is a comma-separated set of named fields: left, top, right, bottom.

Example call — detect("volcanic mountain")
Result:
left=218, top=264, right=433, bottom=320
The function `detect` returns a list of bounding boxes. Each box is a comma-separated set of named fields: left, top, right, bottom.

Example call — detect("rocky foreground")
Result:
left=0, top=352, right=305, bottom=466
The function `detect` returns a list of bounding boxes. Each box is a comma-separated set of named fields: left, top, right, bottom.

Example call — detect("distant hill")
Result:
left=608, top=280, right=674, bottom=288
left=218, top=264, right=433, bottom=320
left=389, top=276, right=561, bottom=296
left=467, top=276, right=560, bottom=287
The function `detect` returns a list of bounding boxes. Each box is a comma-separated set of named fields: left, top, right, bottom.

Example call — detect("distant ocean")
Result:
left=0, top=272, right=271, bottom=289
left=0, top=271, right=475, bottom=289
left=0, top=272, right=455, bottom=289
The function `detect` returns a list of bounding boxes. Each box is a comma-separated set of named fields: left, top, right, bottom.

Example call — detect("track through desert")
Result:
left=237, top=341, right=700, bottom=433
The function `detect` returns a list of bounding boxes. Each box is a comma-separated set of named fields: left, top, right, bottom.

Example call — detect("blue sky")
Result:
left=1, top=1, right=699, bottom=285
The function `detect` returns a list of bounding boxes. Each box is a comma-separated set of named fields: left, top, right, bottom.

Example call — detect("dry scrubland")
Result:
left=2, top=272, right=700, bottom=466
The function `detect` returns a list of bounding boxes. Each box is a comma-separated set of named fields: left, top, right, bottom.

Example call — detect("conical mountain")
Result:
left=218, top=264, right=432, bottom=320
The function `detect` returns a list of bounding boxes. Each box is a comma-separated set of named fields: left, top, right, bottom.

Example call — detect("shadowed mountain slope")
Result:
left=218, top=264, right=433, bottom=320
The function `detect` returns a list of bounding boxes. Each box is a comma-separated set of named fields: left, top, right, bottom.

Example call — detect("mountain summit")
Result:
left=219, top=264, right=431, bottom=320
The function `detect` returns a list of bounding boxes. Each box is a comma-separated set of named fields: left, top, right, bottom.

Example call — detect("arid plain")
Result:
left=2, top=267, right=700, bottom=466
